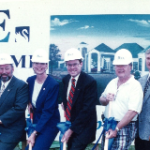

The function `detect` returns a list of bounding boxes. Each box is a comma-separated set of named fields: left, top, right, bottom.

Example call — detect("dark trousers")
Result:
left=68, top=135, right=88, bottom=150
left=135, top=136, right=150, bottom=150
left=0, top=141, right=18, bottom=150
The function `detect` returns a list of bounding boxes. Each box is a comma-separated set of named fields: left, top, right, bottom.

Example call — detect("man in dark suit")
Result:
left=0, top=53, right=28, bottom=150
left=61, top=48, right=97, bottom=150
left=135, top=48, right=150, bottom=150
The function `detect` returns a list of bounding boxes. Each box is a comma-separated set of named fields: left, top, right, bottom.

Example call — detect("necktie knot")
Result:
left=72, top=78, right=75, bottom=83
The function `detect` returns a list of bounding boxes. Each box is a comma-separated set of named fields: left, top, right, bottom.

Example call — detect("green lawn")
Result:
left=49, top=144, right=135, bottom=150
left=15, top=142, right=135, bottom=150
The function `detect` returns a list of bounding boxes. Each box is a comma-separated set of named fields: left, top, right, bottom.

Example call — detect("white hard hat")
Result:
left=31, top=49, right=49, bottom=63
left=0, top=53, right=13, bottom=65
left=64, top=48, right=83, bottom=62
left=113, top=49, right=133, bottom=65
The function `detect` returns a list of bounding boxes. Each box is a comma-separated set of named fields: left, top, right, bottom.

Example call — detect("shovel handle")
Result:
left=104, top=101, right=112, bottom=150
left=29, top=143, right=32, bottom=150
left=63, top=142, right=66, bottom=150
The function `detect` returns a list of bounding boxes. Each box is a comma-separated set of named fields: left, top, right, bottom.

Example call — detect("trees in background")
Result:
left=49, top=44, right=61, bottom=74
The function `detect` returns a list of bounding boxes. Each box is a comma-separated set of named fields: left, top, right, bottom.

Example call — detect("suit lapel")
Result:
left=140, top=75, right=147, bottom=91
left=29, top=76, right=36, bottom=104
left=0, top=76, right=15, bottom=107
left=64, top=75, right=70, bottom=107
left=141, top=74, right=150, bottom=104
left=35, top=76, right=51, bottom=106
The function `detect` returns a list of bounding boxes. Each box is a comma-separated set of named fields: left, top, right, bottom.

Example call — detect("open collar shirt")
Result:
left=1, top=77, right=12, bottom=91
left=102, top=75, right=143, bottom=121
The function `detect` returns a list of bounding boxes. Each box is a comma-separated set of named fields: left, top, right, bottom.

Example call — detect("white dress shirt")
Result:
left=32, top=80, right=43, bottom=107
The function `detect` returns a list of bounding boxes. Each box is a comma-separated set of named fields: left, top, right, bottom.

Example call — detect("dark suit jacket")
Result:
left=62, top=71, right=97, bottom=145
left=27, top=75, right=60, bottom=135
left=0, top=76, right=28, bottom=143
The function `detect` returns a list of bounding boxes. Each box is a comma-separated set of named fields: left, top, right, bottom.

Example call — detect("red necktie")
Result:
left=65, top=78, right=75, bottom=121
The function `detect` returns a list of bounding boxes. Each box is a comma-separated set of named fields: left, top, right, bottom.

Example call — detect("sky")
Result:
left=50, top=15, right=150, bottom=58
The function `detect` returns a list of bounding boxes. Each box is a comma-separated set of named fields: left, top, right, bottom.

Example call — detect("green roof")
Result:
left=115, top=43, right=144, bottom=58
left=94, top=43, right=114, bottom=53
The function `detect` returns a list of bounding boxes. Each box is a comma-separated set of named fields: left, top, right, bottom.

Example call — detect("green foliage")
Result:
left=134, top=70, right=141, bottom=80
left=49, top=44, right=61, bottom=74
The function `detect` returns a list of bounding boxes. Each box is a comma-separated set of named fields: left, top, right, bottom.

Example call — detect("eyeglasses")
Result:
left=33, top=63, right=47, bottom=65
left=66, top=63, right=80, bottom=68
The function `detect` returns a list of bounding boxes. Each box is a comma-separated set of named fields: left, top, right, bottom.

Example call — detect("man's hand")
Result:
left=61, top=102, right=65, bottom=110
left=61, top=129, right=73, bottom=143
left=149, top=136, right=150, bottom=141
left=100, top=93, right=115, bottom=106
left=27, top=131, right=37, bottom=147
left=0, top=120, right=2, bottom=124
left=105, top=129, right=117, bottom=139
left=106, top=93, right=115, bottom=102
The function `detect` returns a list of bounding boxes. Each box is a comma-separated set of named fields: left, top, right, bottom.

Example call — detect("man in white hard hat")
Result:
left=99, top=49, right=143, bottom=150
left=135, top=48, right=150, bottom=150
left=0, top=53, right=28, bottom=150
left=61, top=48, right=97, bottom=150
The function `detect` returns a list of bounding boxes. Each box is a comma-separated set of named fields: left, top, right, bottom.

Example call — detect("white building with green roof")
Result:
left=138, top=46, right=150, bottom=76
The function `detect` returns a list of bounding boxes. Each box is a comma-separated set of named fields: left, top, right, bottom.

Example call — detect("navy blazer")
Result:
left=27, top=75, right=60, bottom=134
left=62, top=72, right=97, bottom=145
left=0, top=76, right=28, bottom=143
left=139, top=74, right=150, bottom=141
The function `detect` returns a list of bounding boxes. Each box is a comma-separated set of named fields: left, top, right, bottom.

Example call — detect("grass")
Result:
left=15, top=142, right=135, bottom=150
left=49, top=145, right=135, bottom=150
left=85, top=144, right=135, bottom=150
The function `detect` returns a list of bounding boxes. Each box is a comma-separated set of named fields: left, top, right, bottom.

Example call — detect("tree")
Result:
left=49, top=44, right=61, bottom=74
left=134, top=70, right=141, bottom=80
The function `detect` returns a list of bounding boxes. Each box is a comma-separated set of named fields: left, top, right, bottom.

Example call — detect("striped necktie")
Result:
left=144, top=76, right=150, bottom=96
left=0, top=84, right=5, bottom=97
left=65, top=78, right=75, bottom=121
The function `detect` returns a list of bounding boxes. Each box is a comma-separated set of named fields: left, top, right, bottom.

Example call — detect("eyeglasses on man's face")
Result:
left=66, top=63, right=80, bottom=68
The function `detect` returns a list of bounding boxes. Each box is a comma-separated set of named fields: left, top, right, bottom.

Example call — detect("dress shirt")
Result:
left=32, top=80, right=43, bottom=107
left=67, top=74, right=80, bottom=101
left=1, top=77, right=12, bottom=91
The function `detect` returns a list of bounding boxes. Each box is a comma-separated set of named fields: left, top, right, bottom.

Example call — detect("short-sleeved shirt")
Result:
left=101, top=75, right=143, bottom=121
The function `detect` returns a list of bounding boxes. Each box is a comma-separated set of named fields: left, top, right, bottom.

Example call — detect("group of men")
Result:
left=0, top=47, right=150, bottom=150
left=61, top=48, right=150, bottom=150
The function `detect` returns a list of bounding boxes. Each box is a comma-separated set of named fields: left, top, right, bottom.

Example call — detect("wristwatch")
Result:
left=115, top=126, right=120, bottom=132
